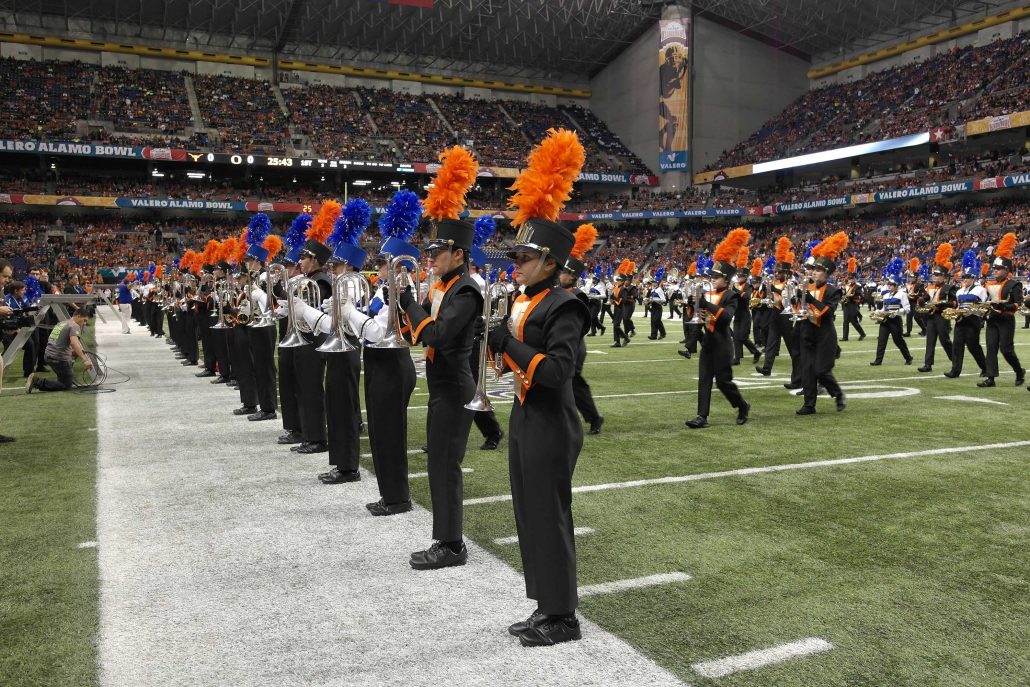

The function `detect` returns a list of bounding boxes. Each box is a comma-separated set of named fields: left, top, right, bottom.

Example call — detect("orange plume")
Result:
left=785, top=250, right=796, bottom=264
left=995, top=231, right=1017, bottom=259
left=201, top=239, right=220, bottom=266
left=736, top=245, right=750, bottom=270
left=847, top=257, right=857, bottom=273
left=154, top=264, right=164, bottom=279
left=629, top=261, right=637, bottom=274
left=775, top=237, right=792, bottom=264
left=750, top=258, right=762, bottom=277
left=423, top=146, right=479, bottom=222
left=934, top=243, right=954, bottom=268
left=713, top=228, right=750, bottom=263
left=812, top=232, right=849, bottom=260
left=308, top=200, right=342, bottom=244
left=232, top=228, right=249, bottom=265
left=981, top=262, right=990, bottom=276
left=220, top=237, right=238, bottom=264
left=617, top=259, right=634, bottom=276
left=909, top=257, right=920, bottom=273
left=180, top=250, right=196, bottom=273
left=263, top=235, right=283, bottom=259
left=508, top=128, right=585, bottom=227
left=570, top=223, right=598, bottom=261
left=687, top=263, right=697, bottom=277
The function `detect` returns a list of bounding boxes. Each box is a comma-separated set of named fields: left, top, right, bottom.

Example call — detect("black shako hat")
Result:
left=424, top=218, right=475, bottom=253
left=507, top=218, right=575, bottom=267
left=565, top=256, right=586, bottom=275
left=806, top=255, right=837, bottom=273
left=708, top=260, right=736, bottom=279
left=301, top=238, right=332, bottom=266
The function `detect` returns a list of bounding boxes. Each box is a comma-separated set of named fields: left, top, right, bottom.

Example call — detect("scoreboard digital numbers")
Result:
left=199, top=152, right=396, bottom=171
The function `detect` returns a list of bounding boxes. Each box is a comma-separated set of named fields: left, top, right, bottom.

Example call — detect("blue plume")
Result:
left=286, top=213, right=311, bottom=250
left=378, top=190, right=422, bottom=242
left=885, top=257, right=905, bottom=282
left=695, top=254, right=705, bottom=272
left=490, top=268, right=499, bottom=282
left=593, top=264, right=602, bottom=278
left=23, top=275, right=43, bottom=305
left=329, top=198, right=372, bottom=249
left=918, top=263, right=930, bottom=280
left=606, top=264, right=613, bottom=279
left=961, top=250, right=978, bottom=274
left=173, top=258, right=181, bottom=268
left=654, top=267, right=666, bottom=283
left=763, top=255, right=776, bottom=275
left=473, top=216, right=497, bottom=249
left=148, top=262, right=157, bottom=276
left=803, top=240, right=818, bottom=261
left=247, top=213, right=272, bottom=247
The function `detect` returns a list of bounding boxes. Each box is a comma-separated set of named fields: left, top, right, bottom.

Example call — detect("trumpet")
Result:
left=317, top=271, right=372, bottom=354
left=466, top=254, right=509, bottom=413
left=369, top=254, right=422, bottom=350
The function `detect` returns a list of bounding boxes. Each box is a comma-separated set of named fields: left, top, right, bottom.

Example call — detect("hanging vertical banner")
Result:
left=658, top=15, right=691, bottom=171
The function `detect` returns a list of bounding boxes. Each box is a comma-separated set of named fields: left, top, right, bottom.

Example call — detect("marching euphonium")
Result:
left=465, top=257, right=509, bottom=412
left=248, top=266, right=278, bottom=328
left=317, top=271, right=372, bottom=354
left=279, top=276, right=323, bottom=348
left=689, top=278, right=708, bottom=324
left=211, top=278, right=230, bottom=329
left=369, top=254, right=422, bottom=350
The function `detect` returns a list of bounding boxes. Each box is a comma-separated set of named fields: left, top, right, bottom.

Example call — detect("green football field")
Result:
left=2, top=313, right=1029, bottom=686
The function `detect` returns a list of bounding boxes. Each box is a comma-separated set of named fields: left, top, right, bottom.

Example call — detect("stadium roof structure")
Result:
left=0, top=0, right=1014, bottom=81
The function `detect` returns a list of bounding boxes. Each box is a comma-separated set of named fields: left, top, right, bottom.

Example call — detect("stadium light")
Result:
left=352, top=180, right=371, bottom=186
left=752, top=132, right=931, bottom=174
left=186, top=172, right=206, bottom=179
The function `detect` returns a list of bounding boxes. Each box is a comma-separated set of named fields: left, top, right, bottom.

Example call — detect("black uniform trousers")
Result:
left=325, top=349, right=362, bottom=471
left=905, top=307, right=924, bottom=335
left=572, top=341, right=600, bottom=424
left=199, top=315, right=216, bottom=372
left=230, top=326, right=258, bottom=408
left=211, top=326, right=232, bottom=380
left=668, top=299, right=682, bottom=320
left=984, top=316, right=1022, bottom=379
left=649, top=303, right=666, bottom=338
left=874, top=317, right=912, bottom=363
left=587, top=299, right=603, bottom=335
left=682, top=321, right=701, bottom=354
left=732, top=309, right=759, bottom=362
left=922, top=313, right=953, bottom=367
left=152, top=307, right=165, bottom=337
left=469, top=344, right=502, bottom=440
left=751, top=308, right=771, bottom=349
left=364, top=347, right=416, bottom=505
left=425, top=382, right=475, bottom=542
left=761, top=314, right=801, bottom=384
left=508, top=392, right=581, bottom=616
left=799, top=321, right=843, bottom=408
left=696, top=330, right=745, bottom=417
left=623, top=304, right=635, bottom=335
left=611, top=303, right=629, bottom=344
left=278, top=345, right=301, bottom=433
left=600, top=301, right=614, bottom=325
left=184, top=311, right=199, bottom=364
left=247, top=326, right=277, bottom=412
left=293, top=343, right=327, bottom=443
left=842, top=303, right=865, bottom=340
left=948, top=317, right=986, bottom=375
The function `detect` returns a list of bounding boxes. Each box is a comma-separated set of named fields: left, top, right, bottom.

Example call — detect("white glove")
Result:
left=340, top=298, right=357, bottom=321
left=320, top=297, right=333, bottom=314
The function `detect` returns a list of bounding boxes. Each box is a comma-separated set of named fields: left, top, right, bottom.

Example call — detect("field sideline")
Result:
left=2, top=312, right=1029, bottom=686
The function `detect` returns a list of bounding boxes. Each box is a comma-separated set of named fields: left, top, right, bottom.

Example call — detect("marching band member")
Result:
left=978, top=232, right=1025, bottom=388
left=585, top=266, right=606, bottom=336
left=117, top=276, right=133, bottom=334
left=667, top=275, right=683, bottom=321
left=944, top=251, right=988, bottom=379
left=228, top=263, right=260, bottom=414
left=609, top=261, right=633, bottom=348
left=840, top=258, right=866, bottom=341
left=196, top=240, right=220, bottom=374
left=487, top=128, right=589, bottom=647
left=916, top=243, right=956, bottom=373
left=677, top=259, right=703, bottom=359
left=562, top=223, right=604, bottom=435
left=755, top=238, right=801, bottom=389
left=870, top=258, right=913, bottom=366
left=904, top=260, right=926, bottom=337
left=468, top=216, right=505, bottom=451
left=749, top=258, right=771, bottom=351
left=241, top=229, right=282, bottom=421
left=730, top=250, right=760, bottom=365
left=796, top=232, right=848, bottom=415
left=399, top=146, right=482, bottom=570
left=685, top=228, right=750, bottom=429
left=622, top=271, right=638, bottom=339
left=646, top=269, right=667, bottom=340
left=288, top=202, right=339, bottom=454
left=275, top=213, right=311, bottom=446
left=345, top=190, right=423, bottom=514
left=208, top=248, right=234, bottom=387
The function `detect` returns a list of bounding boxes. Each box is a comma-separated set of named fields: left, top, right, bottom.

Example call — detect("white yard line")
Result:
left=935, top=395, right=1009, bottom=405
left=494, top=527, right=595, bottom=546
left=579, top=572, right=693, bottom=598
left=93, top=319, right=686, bottom=687
left=77, top=541, right=97, bottom=549
left=691, top=637, right=834, bottom=679
left=410, top=467, right=473, bottom=478
left=464, top=440, right=1030, bottom=506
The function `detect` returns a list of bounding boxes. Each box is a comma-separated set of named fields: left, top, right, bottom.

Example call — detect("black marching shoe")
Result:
left=943, top=370, right=960, bottom=378
left=318, top=467, right=360, bottom=484
left=600, top=325, right=606, bottom=335
left=277, top=430, right=304, bottom=445
left=181, top=360, right=196, bottom=366
left=0, top=434, right=15, bottom=443
left=611, top=342, right=623, bottom=348
left=247, top=410, right=277, bottom=421
left=211, top=376, right=228, bottom=384
left=976, top=378, right=996, bottom=388
left=195, top=369, right=215, bottom=378
left=904, top=358, right=913, bottom=365
left=917, top=365, right=932, bottom=373
left=677, top=350, right=692, bottom=359
left=410, top=541, right=467, bottom=570
left=859, top=334, right=867, bottom=341
left=869, top=361, right=882, bottom=366
left=588, top=416, right=604, bottom=435
left=508, top=609, right=547, bottom=636
left=685, top=415, right=709, bottom=429
left=736, top=401, right=750, bottom=425
left=783, top=383, right=802, bottom=390
left=233, top=405, right=257, bottom=416
left=1015, top=368, right=1026, bottom=386
left=836, top=392, right=847, bottom=412
left=292, top=441, right=328, bottom=454
left=480, top=431, right=504, bottom=450
left=366, top=499, right=413, bottom=516
left=519, top=615, right=582, bottom=648
left=647, top=335, right=658, bottom=340
left=755, top=366, right=770, bottom=376
left=796, top=405, right=816, bottom=416
left=753, top=351, right=762, bottom=364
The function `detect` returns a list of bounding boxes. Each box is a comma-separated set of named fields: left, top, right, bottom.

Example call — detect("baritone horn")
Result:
left=465, top=259, right=509, bottom=412
left=369, top=254, right=422, bottom=350
left=279, top=276, right=322, bottom=348
left=317, top=271, right=372, bottom=353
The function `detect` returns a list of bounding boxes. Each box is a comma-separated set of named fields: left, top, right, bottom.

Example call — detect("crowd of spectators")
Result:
left=192, top=74, right=290, bottom=153
left=287, top=84, right=385, bottom=160
left=360, top=88, right=452, bottom=164
left=432, top=94, right=526, bottom=169
left=92, top=66, right=192, bottom=135
left=0, top=57, right=93, bottom=140
left=705, top=31, right=1030, bottom=171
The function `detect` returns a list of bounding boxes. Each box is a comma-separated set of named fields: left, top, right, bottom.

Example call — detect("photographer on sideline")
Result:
left=26, top=307, right=93, bottom=393
left=0, top=259, right=15, bottom=442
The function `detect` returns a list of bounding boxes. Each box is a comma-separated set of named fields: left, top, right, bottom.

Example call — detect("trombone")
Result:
left=369, top=254, right=422, bottom=350
left=465, top=258, right=510, bottom=412
left=317, top=272, right=372, bottom=354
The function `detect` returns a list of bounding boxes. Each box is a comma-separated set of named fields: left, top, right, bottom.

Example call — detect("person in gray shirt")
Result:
left=26, top=308, right=93, bottom=393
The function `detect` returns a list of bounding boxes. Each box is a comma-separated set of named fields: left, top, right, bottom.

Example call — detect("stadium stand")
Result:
left=192, top=74, right=290, bottom=153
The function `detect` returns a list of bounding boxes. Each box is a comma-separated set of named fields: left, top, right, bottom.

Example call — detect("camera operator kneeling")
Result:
left=26, top=308, right=93, bottom=393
